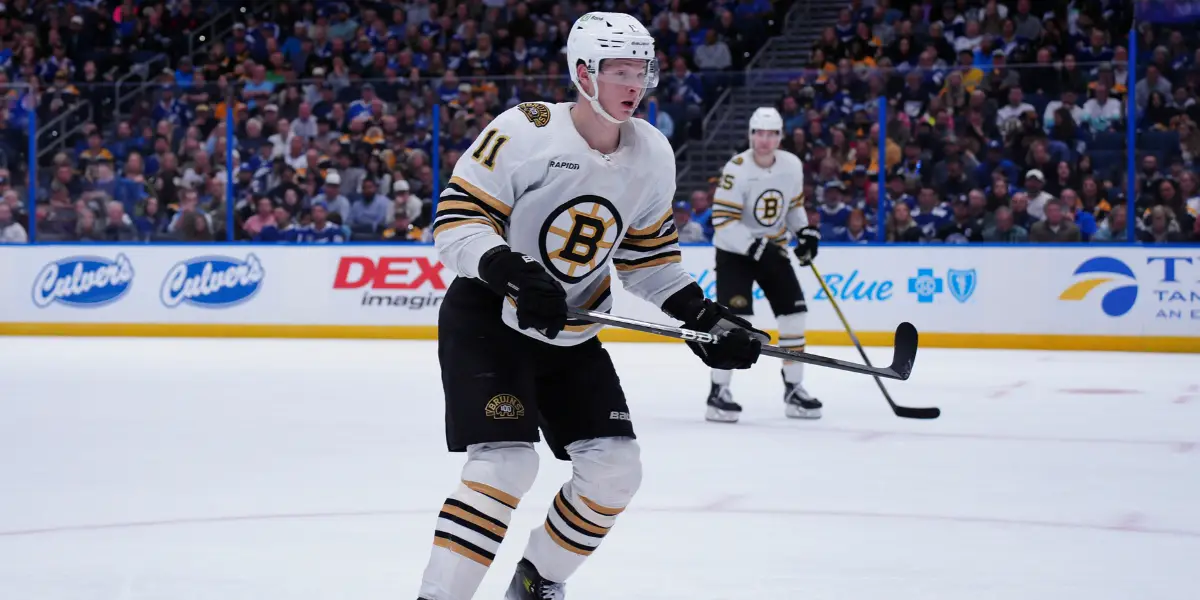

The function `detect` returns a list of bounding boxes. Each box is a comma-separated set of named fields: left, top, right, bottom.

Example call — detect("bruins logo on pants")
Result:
left=485, top=394, right=525, bottom=420
left=540, top=195, right=624, bottom=283
left=753, top=189, right=785, bottom=227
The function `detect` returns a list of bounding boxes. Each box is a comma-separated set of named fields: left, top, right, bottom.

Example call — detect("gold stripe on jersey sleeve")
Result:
left=619, top=229, right=678, bottom=249
left=713, top=219, right=740, bottom=230
left=463, top=479, right=520, bottom=509
left=713, top=199, right=743, bottom=211
left=710, top=210, right=741, bottom=220
left=626, top=209, right=672, bottom=237
left=580, top=276, right=611, bottom=309
left=789, top=194, right=805, bottom=208
left=433, top=217, right=501, bottom=237
left=449, top=176, right=513, bottom=218
left=613, top=251, right=681, bottom=272
left=579, top=495, right=625, bottom=516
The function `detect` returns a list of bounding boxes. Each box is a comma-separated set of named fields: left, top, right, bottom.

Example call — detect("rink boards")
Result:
left=0, top=244, right=1197, bottom=352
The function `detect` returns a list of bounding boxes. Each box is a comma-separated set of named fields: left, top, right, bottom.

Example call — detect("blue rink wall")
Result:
left=2, top=243, right=1197, bottom=353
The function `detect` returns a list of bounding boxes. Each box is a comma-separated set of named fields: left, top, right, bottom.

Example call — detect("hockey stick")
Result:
left=809, top=264, right=940, bottom=419
left=567, top=307, right=918, bottom=381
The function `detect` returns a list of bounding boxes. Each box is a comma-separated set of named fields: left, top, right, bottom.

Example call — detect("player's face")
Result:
left=594, top=58, right=656, bottom=120
left=751, top=129, right=781, bottom=155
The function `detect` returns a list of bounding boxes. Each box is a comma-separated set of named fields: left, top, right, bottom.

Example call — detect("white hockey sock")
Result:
left=711, top=369, right=732, bottom=386
left=419, top=443, right=537, bottom=600
left=419, top=482, right=516, bottom=600
left=777, top=312, right=807, bottom=384
left=523, top=480, right=622, bottom=582
left=521, top=438, right=641, bottom=583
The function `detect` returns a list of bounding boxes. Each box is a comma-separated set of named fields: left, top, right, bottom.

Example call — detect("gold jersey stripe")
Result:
left=613, top=253, right=682, bottom=272
left=449, top=176, right=512, bottom=217
left=713, top=199, right=743, bottom=210
left=619, top=230, right=679, bottom=248
left=433, top=217, right=500, bottom=237
left=626, top=209, right=672, bottom=236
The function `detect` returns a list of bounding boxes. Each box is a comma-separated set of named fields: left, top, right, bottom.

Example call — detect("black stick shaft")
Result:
left=809, top=264, right=940, bottom=419
left=567, top=308, right=911, bottom=381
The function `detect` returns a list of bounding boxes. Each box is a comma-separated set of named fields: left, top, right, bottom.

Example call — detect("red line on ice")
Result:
left=1, top=506, right=1196, bottom=540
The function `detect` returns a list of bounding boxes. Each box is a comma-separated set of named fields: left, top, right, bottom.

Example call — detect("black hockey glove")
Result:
left=794, top=226, right=821, bottom=266
left=478, top=247, right=568, bottom=339
left=662, top=283, right=769, bottom=370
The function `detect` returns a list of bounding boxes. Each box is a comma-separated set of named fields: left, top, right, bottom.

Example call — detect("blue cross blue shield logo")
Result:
left=947, top=269, right=977, bottom=303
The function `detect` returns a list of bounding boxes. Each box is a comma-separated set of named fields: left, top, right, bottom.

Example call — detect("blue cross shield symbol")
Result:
left=947, top=269, right=977, bottom=303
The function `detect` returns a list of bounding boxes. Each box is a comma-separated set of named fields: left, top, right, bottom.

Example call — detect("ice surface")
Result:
left=0, top=336, right=1197, bottom=599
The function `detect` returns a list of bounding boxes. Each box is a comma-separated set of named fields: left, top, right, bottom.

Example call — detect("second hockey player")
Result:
left=706, top=106, right=823, bottom=423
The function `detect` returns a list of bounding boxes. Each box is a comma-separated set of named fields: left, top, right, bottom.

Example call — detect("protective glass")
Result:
left=596, top=58, right=659, bottom=89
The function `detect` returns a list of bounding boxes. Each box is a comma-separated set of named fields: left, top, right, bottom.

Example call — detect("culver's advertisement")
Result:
left=0, top=245, right=1197, bottom=342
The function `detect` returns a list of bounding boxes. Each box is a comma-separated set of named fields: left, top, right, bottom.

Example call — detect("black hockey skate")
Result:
left=505, top=558, right=565, bottom=600
left=706, top=382, right=743, bottom=423
left=783, top=373, right=822, bottom=419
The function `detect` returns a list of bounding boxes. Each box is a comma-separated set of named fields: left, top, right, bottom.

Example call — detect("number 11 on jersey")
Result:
left=472, top=129, right=511, bottom=171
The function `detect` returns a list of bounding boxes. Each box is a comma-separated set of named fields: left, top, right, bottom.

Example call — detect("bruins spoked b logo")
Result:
left=753, top=189, right=785, bottom=227
left=540, top=196, right=623, bottom=283
left=485, top=394, right=525, bottom=420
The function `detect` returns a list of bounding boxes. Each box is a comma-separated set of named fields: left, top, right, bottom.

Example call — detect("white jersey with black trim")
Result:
left=710, top=149, right=809, bottom=255
left=434, top=101, right=693, bottom=346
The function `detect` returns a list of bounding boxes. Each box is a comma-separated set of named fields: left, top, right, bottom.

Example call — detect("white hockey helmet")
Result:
left=748, top=107, right=784, bottom=135
left=567, top=12, right=659, bottom=124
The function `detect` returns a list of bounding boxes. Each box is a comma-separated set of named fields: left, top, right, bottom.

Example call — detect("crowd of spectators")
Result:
left=670, top=0, right=1198, bottom=244
left=2, top=0, right=776, bottom=244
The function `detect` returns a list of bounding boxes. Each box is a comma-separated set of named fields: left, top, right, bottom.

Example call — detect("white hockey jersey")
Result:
left=434, top=101, right=693, bottom=346
left=711, top=149, right=809, bottom=254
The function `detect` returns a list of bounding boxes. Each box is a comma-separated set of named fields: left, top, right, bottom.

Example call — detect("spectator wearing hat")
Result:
left=1029, top=199, right=1082, bottom=243
left=936, top=194, right=984, bottom=243
left=1022, top=169, right=1055, bottom=220
left=673, top=199, right=708, bottom=243
left=312, top=172, right=352, bottom=223
left=973, top=139, right=1019, bottom=188
left=349, top=178, right=390, bottom=235
left=819, top=180, right=852, bottom=239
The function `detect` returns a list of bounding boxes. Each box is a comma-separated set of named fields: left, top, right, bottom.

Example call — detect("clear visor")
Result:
left=595, top=58, right=659, bottom=89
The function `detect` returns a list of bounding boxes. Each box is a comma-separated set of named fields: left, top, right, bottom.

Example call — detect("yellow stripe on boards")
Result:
left=0, top=322, right=1196, bottom=353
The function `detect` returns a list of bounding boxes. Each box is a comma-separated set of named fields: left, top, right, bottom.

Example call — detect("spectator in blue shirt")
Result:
left=297, top=201, right=346, bottom=243
left=349, top=178, right=391, bottom=235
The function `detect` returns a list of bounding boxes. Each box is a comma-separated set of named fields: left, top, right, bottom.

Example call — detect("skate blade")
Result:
left=785, top=405, right=822, bottom=419
left=706, top=406, right=741, bottom=423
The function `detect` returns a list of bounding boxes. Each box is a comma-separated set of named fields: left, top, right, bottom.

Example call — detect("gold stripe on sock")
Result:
left=579, top=495, right=624, bottom=516
left=555, top=492, right=610, bottom=536
left=543, top=520, right=593, bottom=556
left=442, top=504, right=508, bottom=538
left=463, top=479, right=520, bottom=509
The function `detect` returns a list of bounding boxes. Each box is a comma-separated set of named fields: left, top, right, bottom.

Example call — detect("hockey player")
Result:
left=417, top=12, right=767, bottom=600
left=706, top=106, right=823, bottom=423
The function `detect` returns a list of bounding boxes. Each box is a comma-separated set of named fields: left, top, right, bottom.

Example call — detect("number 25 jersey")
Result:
left=433, top=101, right=693, bottom=347
left=711, top=149, right=809, bottom=255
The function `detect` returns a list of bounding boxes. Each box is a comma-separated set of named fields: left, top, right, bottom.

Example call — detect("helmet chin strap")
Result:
left=575, top=79, right=628, bottom=125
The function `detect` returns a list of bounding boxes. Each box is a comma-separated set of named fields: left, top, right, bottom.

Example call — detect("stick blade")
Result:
left=893, top=405, right=941, bottom=419
left=888, top=322, right=919, bottom=380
